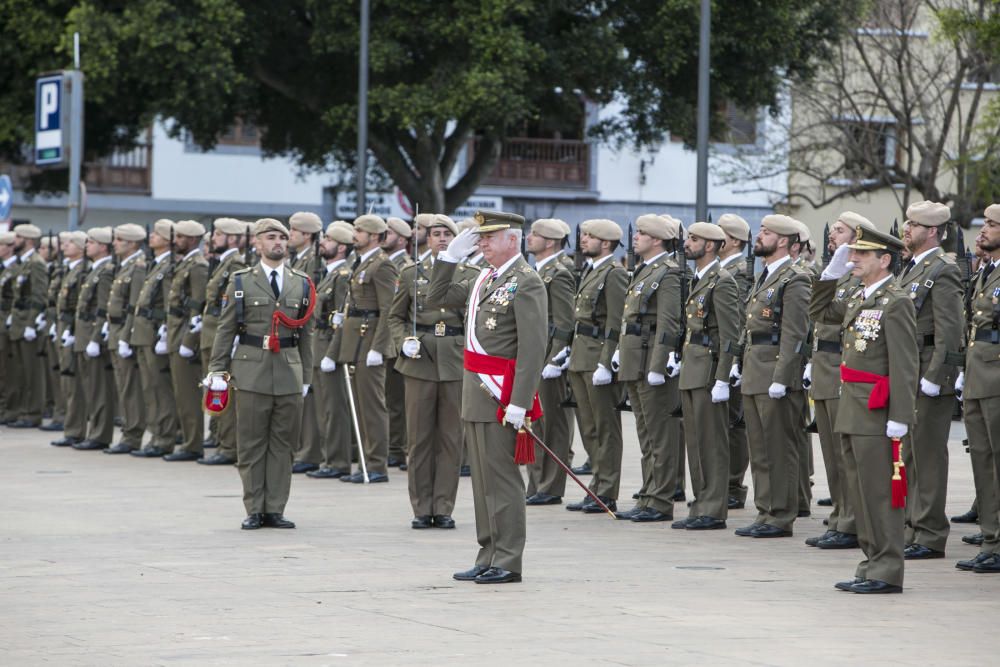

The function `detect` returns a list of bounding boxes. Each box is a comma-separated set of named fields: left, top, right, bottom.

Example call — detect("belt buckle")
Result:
left=261, top=335, right=270, bottom=349
left=434, top=321, right=446, bottom=337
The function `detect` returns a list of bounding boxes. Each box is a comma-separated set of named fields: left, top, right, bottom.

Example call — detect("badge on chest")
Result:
left=488, top=278, right=517, bottom=306
left=853, top=309, right=884, bottom=351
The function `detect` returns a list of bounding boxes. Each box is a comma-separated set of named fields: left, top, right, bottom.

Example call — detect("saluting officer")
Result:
left=815, top=226, right=917, bottom=593
left=104, top=224, right=149, bottom=454
left=896, top=201, right=964, bottom=560
left=49, top=232, right=89, bottom=447
left=732, top=214, right=812, bottom=539
left=390, top=213, right=464, bottom=528
left=384, top=216, right=414, bottom=470
left=207, top=218, right=315, bottom=530
left=8, top=224, right=48, bottom=428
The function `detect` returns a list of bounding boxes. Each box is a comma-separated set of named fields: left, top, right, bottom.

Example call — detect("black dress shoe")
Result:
left=306, top=467, right=349, bottom=478
left=198, top=453, right=236, bottom=465
left=835, top=576, right=864, bottom=591
left=412, top=515, right=433, bottom=529
left=399, top=462, right=408, bottom=471
left=39, top=421, right=64, bottom=432
left=805, top=530, right=837, bottom=547
left=387, top=456, right=404, bottom=468
left=956, top=552, right=994, bottom=571
left=686, top=516, right=727, bottom=530
left=365, top=471, right=389, bottom=483
left=262, top=513, right=295, bottom=529
left=525, top=493, right=562, bottom=506
left=750, top=524, right=792, bottom=538
left=459, top=464, right=471, bottom=477
left=73, top=439, right=109, bottom=450
left=671, top=516, right=694, bottom=529
left=670, top=489, right=686, bottom=502
left=631, top=508, right=670, bottom=522
left=103, top=443, right=136, bottom=454
left=727, top=496, right=745, bottom=510
left=571, top=461, right=592, bottom=475
left=8, top=419, right=41, bottom=428
left=734, top=523, right=762, bottom=537
left=566, top=497, right=590, bottom=512
left=850, top=579, right=902, bottom=594
left=453, top=564, right=490, bottom=581
left=202, top=437, right=218, bottom=449
left=817, top=497, right=833, bottom=507
left=433, top=515, right=456, bottom=529
left=963, top=533, right=984, bottom=545
left=50, top=436, right=82, bottom=447
left=241, top=514, right=264, bottom=530
left=817, top=532, right=860, bottom=549
left=475, top=567, right=522, bottom=584
left=797, top=509, right=811, bottom=518
left=130, top=446, right=168, bottom=458
left=614, top=505, right=646, bottom=520
left=163, top=450, right=200, bottom=461
left=904, top=543, right=945, bottom=560
left=972, top=554, right=1000, bottom=573
left=951, top=509, right=979, bottom=524
left=632, top=491, right=642, bottom=500
left=341, top=471, right=360, bottom=482
left=581, top=497, right=616, bottom=513
left=823, top=518, right=829, bottom=526
left=291, top=461, right=319, bottom=474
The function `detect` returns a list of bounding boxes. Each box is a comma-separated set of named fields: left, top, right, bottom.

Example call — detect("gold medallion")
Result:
left=485, top=316, right=497, bottom=331
left=855, top=339, right=867, bottom=352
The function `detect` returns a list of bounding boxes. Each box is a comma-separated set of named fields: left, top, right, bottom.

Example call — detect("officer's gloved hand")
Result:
left=100, top=321, right=109, bottom=342
left=331, top=312, right=345, bottom=327
left=552, top=346, right=571, bottom=370
left=365, top=349, right=383, bottom=367
left=442, top=228, right=478, bottom=262
left=157, top=324, right=167, bottom=339
left=919, top=377, right=941, bottom=397
left=401, top=338, right=421, bottom=358
left=154, top=338, right=168, bottom=355
left=592, top=363, right=613, bottom=386
left=503, top=404, right=527, bottom=429
left=611, top=348, right=621, bottom=373
left=189, top=315, right=203, bottom=334
left=203, top=374, right=228, bottom=392
left=729, top=363, right=742, bottom=387
left=301, top=384, right=310, bottom=398
left=665, top=352, right=681, bottom=378
left=821, top=244, right=854, bottom=280
left=768, top=382, right=787, bottom=399
left=647, top=371, right=666, bottom=386
left=541, top=364, right=563, bottom=380
left=117, top=339, right=133, bottom=359
left=320, top=356, right=337, bottom=373
left=35, top=312, right=46, bottom=329
left=802, top=362, right=812, bottom=389
left=61, top=330, right=75, bottom=348
left=955, top=371, right=965, bottom=400
left=886, top=420, right=908, bottom=439
left=179, top=344, right=195, bottom=359
left=4, top=314, right=11, bottom=327
left=711, top=380, right=730, bottom=403
left=24, top=326, right=37, bottom=341
left=49, top=323, right=57, bottom=341
left=85, top=341, right=100, bottom=358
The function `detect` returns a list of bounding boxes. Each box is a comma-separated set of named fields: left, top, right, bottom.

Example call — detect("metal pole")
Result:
left=695, top=0, right=710, bottom=222
left=356, top=0, right=370, bottom=217
left=68, top=33, right=83, bottom=231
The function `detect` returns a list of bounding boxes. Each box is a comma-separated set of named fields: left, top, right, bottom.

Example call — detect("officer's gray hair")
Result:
left=503, top=229, right=522, bottom=244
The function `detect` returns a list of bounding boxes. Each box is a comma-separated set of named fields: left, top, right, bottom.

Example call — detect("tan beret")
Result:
left=835, top=211, right=875, bottom=234
left=152, top=219, right=175, bottom=240
left=717, top=213, right=750, bottom=242
left=39, top=234, right=58, bottom=250
left=472, top=210, right=526, bottom=234
left=174, top=219, right=206, bottom=237
left=663, top=214, right=684, bottom=240
left=289, top=211, right=323, bottom=234
left=985, top=204, right=1000, bottom=223
left=422, top=214, right=458, bottom=236
left=456, top=218, right=478, bottom=233
left=114, top=223, right=146, bottom=242
left=212, top=217, right=244, bottom=235
left=13, top=223, right=42, bottom=239
left=635, top=214, right=671, bottom=240
left=760, top=214, right=801, bottom=237
left=906, top=200, right=950, bottom=226
left=354, top=214, right=387, bottom=234
left=0, top=231, right=15, bottom=244
left=386, top=216, right=412, bottom=238
left=86, top=226, right=113, bottom=244
left=325, top=221, right=355, bottom=244
left=65, top=231, right=88, bottom=249
left=791, top=219, right=811, bottom=245
left=688, top=221, right=726, bottom=242
left=581, top=218, right=623, bottom=242
left=254, top=218, right=290, bottom=237
left=531, top=218, right=569, bottom=240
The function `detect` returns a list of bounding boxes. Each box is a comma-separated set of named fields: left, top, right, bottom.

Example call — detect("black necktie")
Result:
left=352, top=255, right=361, bottom=272
left=903, top=259, right=916, bottom=277
left=755, top=266, right=769, bottom=290
left=690, top=275, right=700, bottom=292
left=983, top=262, right=995, bottom=285
left=270, top=270, right=280, bottom=299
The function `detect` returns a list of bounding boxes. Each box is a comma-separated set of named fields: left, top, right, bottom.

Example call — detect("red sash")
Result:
left=463, top=349, right=543, bottom=423
left=840, top=365, right=889, bottom=410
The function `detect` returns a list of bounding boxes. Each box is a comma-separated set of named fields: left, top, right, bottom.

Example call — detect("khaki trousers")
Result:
left=235, top=389, right=302, bottom=514
left=61, top=349, right=87, bottom=439
left=136, top=345, right=178, bottom=449
left=902, top=393, right=951, bottom=551
left=83, top=350, right=115, bottom=445
left=43, top=334, right=65, bottom=422
left=296, top=380, right=323, bottom=465
left=961, top=397, right=1000, bottom=555
left=727, top=390, right=750, bottom=503
left=466, top=420, right=526, bottom=573
left=351, top=362, right=389, bottom=475
left=316, top=364, right=353, bottom=471
left=169, top=351, right=204, bottom=455
left=797, top=399, right=813, bottom=513
left=112, top=350, right=146, bottom=448
left=744, top=391, right=803, bottom=531
left=14, top=338, right=44, bottom=422
left=386, top=358, right=408, bottom=462
left=405, top=377, right=462, bottom=516
left=0, top=333, right=16, bottom=421
left=527, top=375, right=573, bottom=498
left=567, top=370, right=623, bottom=500
left=814, top=397, right=855, bottom=535
left=628, top=378, right=681, bottom=515
left=682, top=387, right=730, bottom=520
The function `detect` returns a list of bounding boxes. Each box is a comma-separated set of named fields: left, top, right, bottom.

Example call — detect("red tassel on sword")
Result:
left=513, top=419, right=535, bottom=465
left=891, top=437, right=907, bottom=508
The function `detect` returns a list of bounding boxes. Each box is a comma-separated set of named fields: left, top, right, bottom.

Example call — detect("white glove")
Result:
left=203, top=374, right=228, bottom=392
left=711, top=380, right=730, bottom=403
left=955, top=371, right=965, bottom=400
left=24, top=326, right=37, bottom=341
left=541, top=364, right=563, bottom=380
left=401, top=338, right=421, bottom=358
left=919, top=377, right=940, bottom=397
left=179, top=344, right=195, bottom=358
left=118, top=339, right=133, bottom=358
left=592, top=363, right=613, bottom=386
left=768, top=382, right=787, bottom=399
left=365, top=349, right=383, bottom=367
left=611, top=348, right=621, bottom=373
left=154, top=339, right=168, bottom=355
left=821, top=243, right=854, bottom=280
left=802, top=362, right=812, bottom=389
left=157, top=324, right=167, bottom=339
left=332, top=311, right=345, bottom=327
left=647, top=371, right=666, bottom=386
left=49, top=323, right=57, bottom=340
left=34, top=312, right=46, bottom=328
left=729, top=362, right=742, bottom=387
left=320, top=356, right=337, bottom=373
left=302, top=384, right=310, bottom=398
left=503, top=404, right=527, bottom=429
left=61, top=330, right=75, bottom=348
left=85, top=341, right=100, bottom=358
left=553, top=346, right=571, bottom=370
left=665, top=351, right=681, bottom=378
left=443, top=228, right=478, bottom=261
left=100, top=321, right=109, bottom=342
left=189, top=315, right=203, bottom=333
left=886, top=420, right=908, bottom=438
left=5, top=314, right=10, bottom=327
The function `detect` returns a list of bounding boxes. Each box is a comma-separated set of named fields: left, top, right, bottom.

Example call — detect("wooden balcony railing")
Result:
left=84, top=136, right=152, bottom=194
left=472, top=137, right=590, bottom=189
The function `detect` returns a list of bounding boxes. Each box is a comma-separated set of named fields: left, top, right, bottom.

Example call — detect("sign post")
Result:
left=0, top=174, right=12, bottom=228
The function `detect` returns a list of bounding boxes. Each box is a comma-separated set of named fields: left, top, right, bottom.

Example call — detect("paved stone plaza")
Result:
left=1, top=418, right=997, bottom=666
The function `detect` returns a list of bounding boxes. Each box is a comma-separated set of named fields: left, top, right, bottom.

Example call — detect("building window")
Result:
left=217, top=119, right=261, bottom=147
left=839, top=119, right=898, bottom=181
left=713, top=102, right=759, bottom=146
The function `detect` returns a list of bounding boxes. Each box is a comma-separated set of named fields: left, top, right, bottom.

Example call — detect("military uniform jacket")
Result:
left=45, top=262, right=63, bottom=326
left=292, top=245, right=323, bottom=280
left=130, top=255, right=176, bottom=347
left=537, top=255, right=576, bottom=361
left=813, top=278, right=918, bottom=434
left=721, top=255, right=753, bottom=321
left=963, top=261, right=1000, bottom=399
left=74, top=258, right=114, bottom=351
left=10, top=253, right=48, bottom=340
left=427, top=255, right=547, bottom=422
left=740, top=258, right=812, bottom=395
left=330, top=248, right=398, bottom=363
left=209, top=264, right=314, bottom=395
left=618, top=254, right=682, bottom=382
left=679, top=262, right=740, bottom=391
left=55, top=261, right=86, bottom=334
left=0, top=260, right=20, bottom=328
left=390, top=257, right=465, bottom=382
left=568, top=257, right=627, bottom=373
left=808, top=273, right=861, bottom=401
left=312, top=260, right=351, bottom=366
left=202, top=250, right=248, bottom=349
left=894, top=248, right=963, bottom=395
left=107, top=254, right=147, bottom=348
left=166, top=251, right=209, bottom=353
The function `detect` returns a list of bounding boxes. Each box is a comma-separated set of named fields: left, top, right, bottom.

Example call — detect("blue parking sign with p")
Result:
left=35, top=74, right=64, bottom=165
